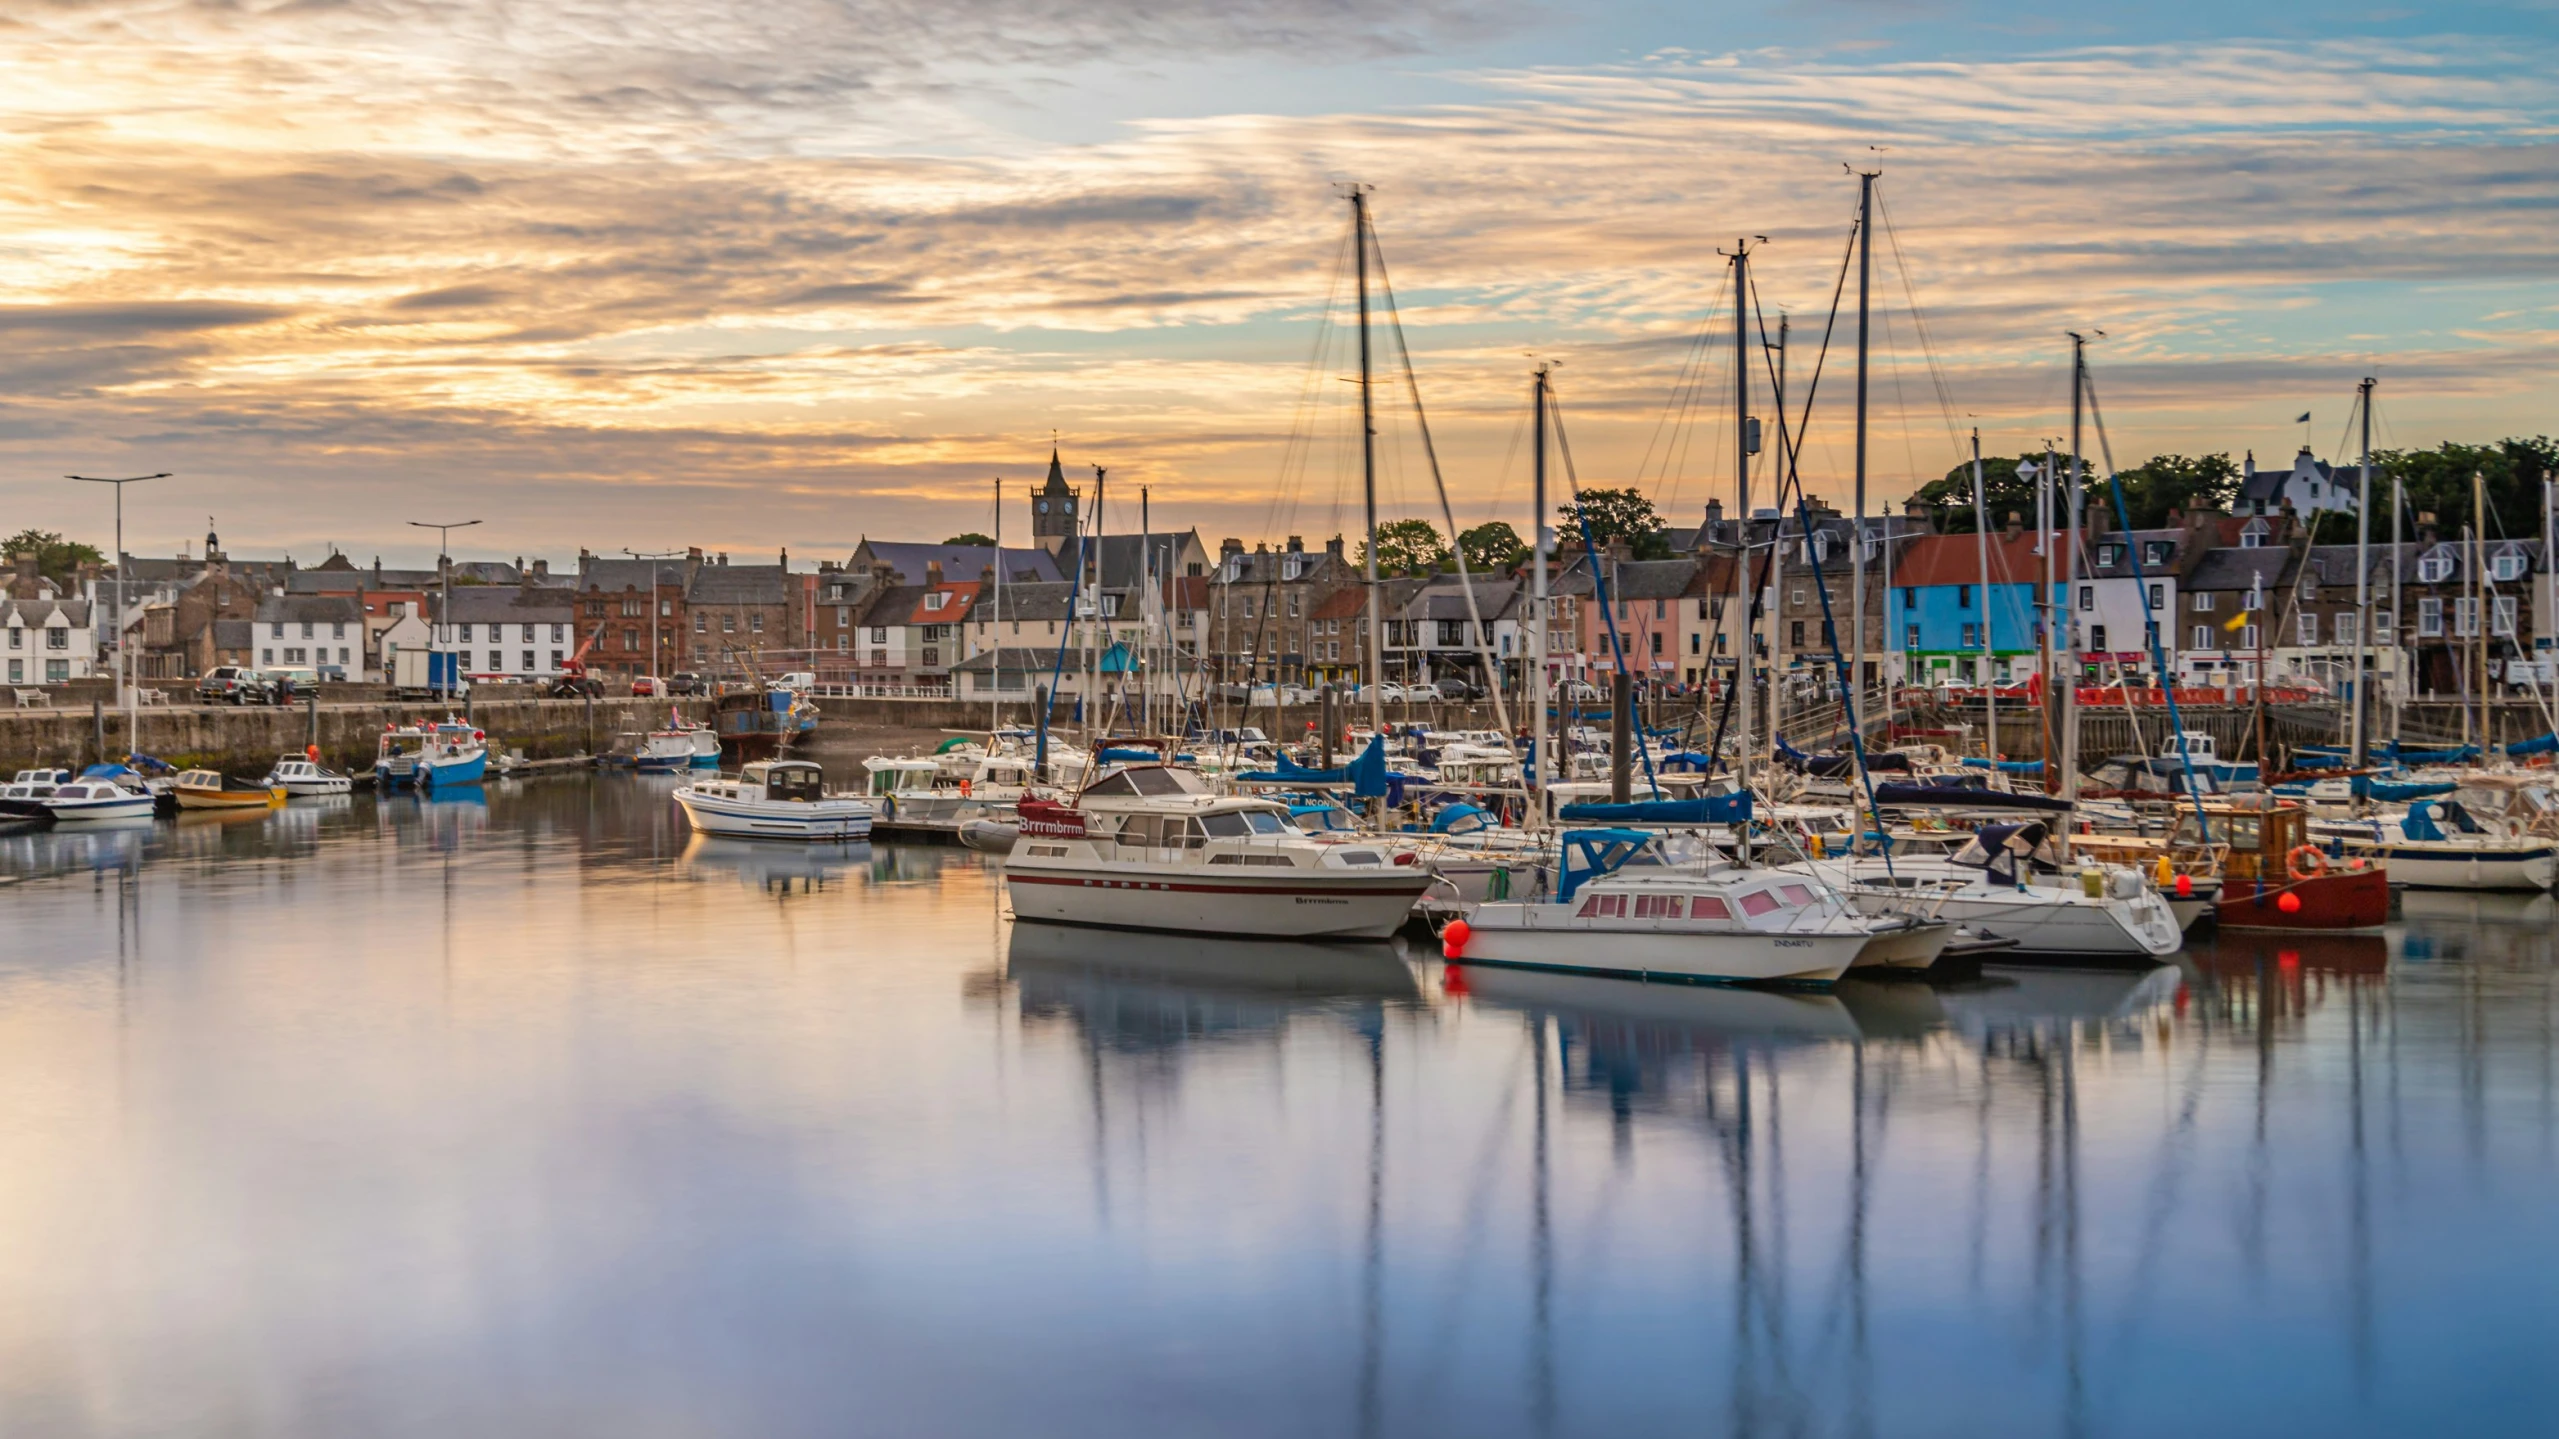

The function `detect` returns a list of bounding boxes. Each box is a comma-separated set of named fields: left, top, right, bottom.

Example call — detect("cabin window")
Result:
left=1243, top=810, right=1290, bottom=834
left=1688, top=896, right=1732, bottom=919
left=1633, top=894, right=1683, bottom=919
left=1574, top=893, right=1627, bottom=919
left=1778, top=884, right=1816, bottom=905
left=1200, top=811, right=1253, bottom=838
left=1736, top=890, right=1781, bottom=917
left=1117, top=815, right=1164, bottom=847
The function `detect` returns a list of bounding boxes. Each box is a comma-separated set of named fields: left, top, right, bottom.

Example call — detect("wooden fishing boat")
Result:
left=172, top=768, right=284, bottom=811
left=2173, top=801, right=2388, bottom=931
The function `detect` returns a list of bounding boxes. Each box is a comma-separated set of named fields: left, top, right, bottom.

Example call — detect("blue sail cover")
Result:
left=1959, top=757, right=2046, bottom=775
left=2382, top=741, right=2481, bottom=765
left=1345, top=734, right=1390, bottom=798
left=1557, top=792, right=1753, bottom=826
left=2364, top=778, right=2456, bottom=803
left=1872, top=781, right=2074, bottom=813
left=2508, top=733, right=2559, bottom=758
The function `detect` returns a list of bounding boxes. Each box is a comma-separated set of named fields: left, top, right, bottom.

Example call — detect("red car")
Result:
left=631, top=676, right=665, bottom=697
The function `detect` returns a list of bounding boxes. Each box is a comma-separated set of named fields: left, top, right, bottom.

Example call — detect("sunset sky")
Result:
left=2, top=1, right=2553, bottom=567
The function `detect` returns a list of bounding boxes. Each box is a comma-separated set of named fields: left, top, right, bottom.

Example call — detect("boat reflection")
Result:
left=682, top=834, right=872, bottom=898
left=1007, top=920, right=1420, bottom=1004
left=0, top=816, right=151, bottom=877
left=1453, top=963, right=1861, bottom=1044
left=2190, top=928, right=2389, bottom=976
left=1929, top=963, right=2183, bottom=1046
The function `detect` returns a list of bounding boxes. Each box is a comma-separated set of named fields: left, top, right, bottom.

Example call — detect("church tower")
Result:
left=1031, top=447, right=1079, bottom=553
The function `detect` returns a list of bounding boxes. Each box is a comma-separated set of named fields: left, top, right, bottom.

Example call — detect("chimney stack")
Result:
left=926, top=560, right=943, bottom=586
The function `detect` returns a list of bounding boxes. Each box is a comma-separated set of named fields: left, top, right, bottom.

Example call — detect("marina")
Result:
left=7, top=772, right=2559, bottom=1434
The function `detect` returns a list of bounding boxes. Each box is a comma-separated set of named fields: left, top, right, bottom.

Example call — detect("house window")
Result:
left=1956, top=585, right=1972, bottom=610
left=1653, top=598, right=1666, bottom=621
left=9, top=658, right=22, bottom=680
left=2455, top=597, right=2478, bottom=637
left=2145, top=542, right=2171, bottom=566
left=2192, top=626, right=2211, bottom=650
left=871, top=651, right=887, bottom=668
left=5, top=629, right=17, bottom=649
left=694, top=614, right=706, bottom=634
left=2337, top=612, right=2359, bottom=646
left=922, top=648, right=939, bottom=666
left=45, top=660, right=66, bottom=682
left=870, top=627, right=887, bottom=643
left=2097, top=544, right=2121, bottom=567
left=1649, top=632, right=1662, bottom=656
left=2494, top=596, right=2517, bottom=636
left=283, top=647, right=307, bottom=664
left=2419, top=598, right=2443, bottom=637
left=1289, top=595, right=1302, bottom=619
left=518, top=649, right=533, bottom=670
left=749, top=614, right=762, bottom=633
left=261, top=648, right=275, bottom=664
left=835, top=635, right=848, bottom=653
left=332, top=622, right=346, bottom=639
left=2192, top=592, right=2212, bottom=612
left=1790, top=621, right=1805, bottom=647
left=623, top=627, right=638, bottom=650
left=551, top=625, right=564, bottom=643
left=549, top=650, right=563, bottom=669
left=46, top=628, right=67, bottom=651
left=2148, top=583, right=2164, bottom=612
left=298, top=621, right=313, bottom=639
left=1961, top=622, right=1979, bottom=648
left=1690, top=632, right=1701, bottom=654
left=2296, top=613, right=2319, bottom=646
left=722, top=615, right=735, bottom=633
left=2240, top=522, right=2268, bottom=549
left=2241, top=625, right=2259, bottom=649
left=1790, top=587, right=1806, bottom=607
left=272, top=622, right=286, bottom=638
left=2090, top=625, right=2107, bottom=651
left=836, top=606, right=850, bottom=627
left=925, top=591, right=947, bottom=612
left=2419, top=555, right=2453, bottom=583
left=2495, top=553, right=2526, bottom=582
left=2079, top=585, right=2094, bottom=611
left=1905, top=624, right=1920, bottom=649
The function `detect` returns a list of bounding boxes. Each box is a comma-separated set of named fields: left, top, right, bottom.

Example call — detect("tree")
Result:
left=943, top=532, right=995, bottom=546
left=1910, top=452, right=2239, bottom=532
left=0, top=529, right=105, bottom=586
left=1355, top=518, right=1449, bottom=576
left=1456, top=520, right=1526, bottom=574
left=2376, top=437, right=2558, bottom=539
left=1560, top=488, right=1671, bottom=559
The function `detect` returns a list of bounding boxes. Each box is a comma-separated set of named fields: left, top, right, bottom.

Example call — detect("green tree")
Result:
left=1911, top=452, right=2240, bottom=532
left=943, top=532, right=995, bottom=546
left=1456, top=520, right=1526, bottom=574
left=0, top=529, right=105, bottom=586
left=1560, top=488, right=1671, bottom=559
left=2376, top=437, right=2558, bottom=538
left=1355, top=518, right=1449, bottom=576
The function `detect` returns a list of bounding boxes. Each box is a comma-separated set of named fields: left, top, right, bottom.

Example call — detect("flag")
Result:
left=2295, top=412, right=2312, bottom=423
left=2223, top=610, right=2250, bottom=632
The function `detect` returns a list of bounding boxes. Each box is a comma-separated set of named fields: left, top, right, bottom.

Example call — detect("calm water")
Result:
left=5, top=776, right=2558, bottom=1437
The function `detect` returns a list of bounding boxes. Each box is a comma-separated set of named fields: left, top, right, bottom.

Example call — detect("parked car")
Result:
left=196, top=665, right=271, bottom=705
left=1559, top=680, right=1605, bottom=703
left=631, top=675, right=666, bottom=697
left=268, top=667, right=320, bottom=701
left=1431, top=679, right=1482, bottom=701
left=771, top=671, right=817, bottom=692
left=668, top=672, right=709, bottom=696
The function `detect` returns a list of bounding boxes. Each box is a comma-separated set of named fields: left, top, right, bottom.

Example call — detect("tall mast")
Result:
left=1851, top=169, right=1876, bottom=740
left=1089, top=466, right=1105, bottom=747
left=1352, top=187, right=1384, bottom=742
left=2063, top=333, right=2086, bottom=800
left=1732, top=239, right=1755, bottom=845
left=992, top=476, right=1003, bottom=736
left=1531, top=365, right=1551, bottom=809
left=2391, top=469, right=2405, bottom=744
left=1770, top=314, right=1787, bottom=765
left=1140, top=487, right=1152, bottom=735
left=2475, top=470, right=2489, bottom=751
left=2037, top=442, right=2056, bottom=788
left=2352, top=378, right=2374, bottom=768
left=1973, top=429, right=1996, bottom=760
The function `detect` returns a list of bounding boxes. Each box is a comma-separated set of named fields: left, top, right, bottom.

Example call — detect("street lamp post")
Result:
left=408, top=519, right=482, bottom=696
left=625, top=548, right=683, bottom=690
left=67, top=472, right=170, bottom=751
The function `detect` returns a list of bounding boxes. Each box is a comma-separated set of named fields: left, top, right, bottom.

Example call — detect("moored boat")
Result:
left=375, top=719, right=489, bottom=789
left=2308, top=799, right=2557, bottom=892
left=673, top=760, right=875, bottom=841
left=263, top=753, right=352, bottom=797
left=1001, top=765, right=1432, bottom=940
left=41, top=774, right=157, bottom=822
left=173, top=769, right=285, bottom=810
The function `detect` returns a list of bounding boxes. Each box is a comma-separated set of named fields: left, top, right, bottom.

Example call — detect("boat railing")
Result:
left=802, top=682, right=954, bottom=700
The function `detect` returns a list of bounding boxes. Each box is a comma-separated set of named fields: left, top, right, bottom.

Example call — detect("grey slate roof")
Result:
left=211, top=619, right=253, bottom=650
left=0, top=599, right=91, bottom=627
left=433, top=586, right=577, bottom=624
left=686, top=563, right=793, bottom=605
left=851, top=541, right=1060, bottom=586
left=1402, top=578, right=1522, bottom=622
left=2185, top=547, right=2294, bottom=593
left=252, top=594, right=365, bottom=626
left=1087, top=532, right=1196, bottom=589
left=576, top=558, right=681, bottom=593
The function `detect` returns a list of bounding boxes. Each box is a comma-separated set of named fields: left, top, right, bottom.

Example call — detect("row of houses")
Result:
left=22, top=446, right=2548, bottom=700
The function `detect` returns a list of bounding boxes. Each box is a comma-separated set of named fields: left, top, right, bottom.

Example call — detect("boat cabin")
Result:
left=741, top=760, right=828, bottom=802
left=864, top=758, right=943, bottom=798
left=2170, top=802, right=2309, bottom=885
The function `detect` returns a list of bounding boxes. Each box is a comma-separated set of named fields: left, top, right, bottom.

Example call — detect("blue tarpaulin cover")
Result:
left=1556, top=792, right=1753, bottom=826
left=2507, top=732, right=2559, bottom=758
left=1960, top=757, right=2046, bottom=775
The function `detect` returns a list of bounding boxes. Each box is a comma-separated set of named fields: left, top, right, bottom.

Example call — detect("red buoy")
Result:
left=1440, top=919, right=1471, bottom=959
left=2278, top=891, right=2303, bottom=914
left=2174, top=873, right=2193, bottom=898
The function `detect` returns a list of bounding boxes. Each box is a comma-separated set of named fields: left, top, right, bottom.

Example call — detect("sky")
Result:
left=1, top=0, right=2554, bottom=568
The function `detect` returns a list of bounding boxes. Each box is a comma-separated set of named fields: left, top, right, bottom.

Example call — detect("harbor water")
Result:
left=5, top=774, right=2557, bottom=1435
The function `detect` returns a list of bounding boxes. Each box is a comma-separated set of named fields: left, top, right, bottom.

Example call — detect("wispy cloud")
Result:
left=0, top=17, right=2552, bottom=555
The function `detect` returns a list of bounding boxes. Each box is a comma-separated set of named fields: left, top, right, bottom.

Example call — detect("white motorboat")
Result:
left=2308, top=799, right=2558, bottom=892
left=1441, top=830, right=1891, bottom=986
left=0, top=767, right=73, bottom=823
left=264, top=754, right=352, bottom=797
left=1787, top=821, right=2184, bottom=963
left=673, top=760, right=876, bottom=841
left=1001, top=764, right=1433, bottom=940
left=42, top=774, right=157, bottom=822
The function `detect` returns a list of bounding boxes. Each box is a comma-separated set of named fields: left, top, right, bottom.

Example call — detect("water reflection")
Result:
left=2, top=776, right=2558, bottom=1436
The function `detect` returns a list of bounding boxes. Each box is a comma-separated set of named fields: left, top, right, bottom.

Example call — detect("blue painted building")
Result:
left=1886, top=532, right=2056, bottom=683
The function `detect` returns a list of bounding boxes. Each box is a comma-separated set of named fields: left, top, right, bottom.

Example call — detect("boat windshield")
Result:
left=2173, top=813, right=2259, bottom=850
left=1243, top=810, right=1293, bottom=835
left=1087, top=766, right=1208, bottom=799
left=1736, top=889, right=1783, bottom=917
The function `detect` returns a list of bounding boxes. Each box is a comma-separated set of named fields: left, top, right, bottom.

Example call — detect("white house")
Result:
left=2237, top=448, right=2363, bottom=519
left=2070, top=529, right=2185, bottom=682
left=435, top=586, right=581, bottom=679
left=374, top=610, right=432, bottom=680
left=2, top=597, right=97, bottom=686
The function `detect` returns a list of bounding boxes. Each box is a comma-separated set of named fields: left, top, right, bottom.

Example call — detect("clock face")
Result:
left=1036, top=500, right=1049, bottom=514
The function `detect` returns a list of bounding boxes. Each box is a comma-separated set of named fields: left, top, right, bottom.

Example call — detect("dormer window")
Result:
left=2418, top=554, right=2454, bottom=584
left=925, top=591, right=948, bottom=612
left=1282, top=557, right=1305, bottom=581
left=2239, top=521, right=2268, bottom=549
left=2097, top=544, right=2122, bottom=567
left=2144, top=541, right=2171, bottom=567
left=2493, top=552, right=2526, bottom=583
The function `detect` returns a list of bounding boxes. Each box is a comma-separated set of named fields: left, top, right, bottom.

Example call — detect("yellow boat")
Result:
left=172, top=768, right=284, bottom=810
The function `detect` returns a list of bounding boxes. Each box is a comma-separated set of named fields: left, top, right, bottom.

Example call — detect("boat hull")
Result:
left=46, top=794, right=156, bottom=822
left=1839, top=887, right=2182, bottom=962
left=1451, top=917, right=1863, bottom=985
left=2370, top=844, right=2557, bottom=892
left=2214, top=867, right=2391, bottom=931
left=1004, top=864, right=1430, bottom=940
left=175, top=787, right=282, bottom=811
left=421, top=750, right=487, bottom=788
left=673, top=788, right=874, bottom=841
left=1853, top=919, right=1956, bottom=970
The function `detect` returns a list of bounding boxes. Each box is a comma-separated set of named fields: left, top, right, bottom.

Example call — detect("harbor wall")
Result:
left=0, top=697, right=707, bottom=775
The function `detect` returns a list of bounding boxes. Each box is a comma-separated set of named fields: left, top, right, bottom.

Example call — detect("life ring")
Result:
left=2285, top=844, right=2329, bottom=882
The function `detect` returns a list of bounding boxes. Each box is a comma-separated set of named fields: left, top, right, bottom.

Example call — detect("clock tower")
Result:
left=1032, top=446, right=1079, bottom=552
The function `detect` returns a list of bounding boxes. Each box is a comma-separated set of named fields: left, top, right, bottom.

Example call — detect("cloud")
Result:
left=1, top=24, right=2554, bottom=557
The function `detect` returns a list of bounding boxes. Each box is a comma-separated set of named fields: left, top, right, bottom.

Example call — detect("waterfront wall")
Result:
left=0, top=697, right=709, bottom=775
